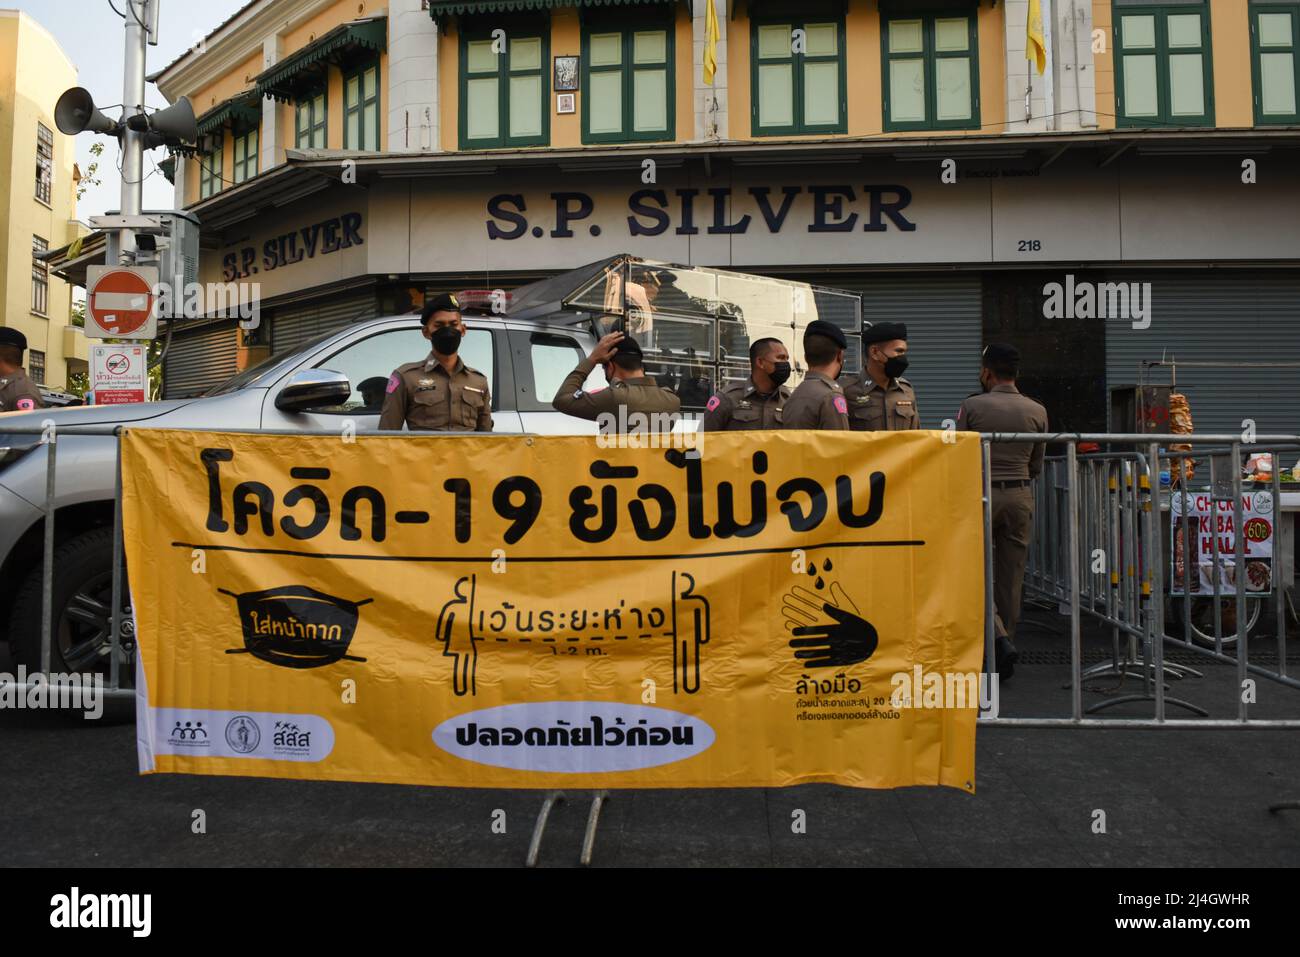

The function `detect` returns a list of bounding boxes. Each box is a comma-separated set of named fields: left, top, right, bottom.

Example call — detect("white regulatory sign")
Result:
left=90, top=343, right=148, bottom=406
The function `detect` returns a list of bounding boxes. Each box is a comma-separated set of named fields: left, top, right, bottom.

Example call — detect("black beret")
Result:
left=613, top=334, right=643, bottom=359
left=864, top=322, right=908, bottom=344
left=804, top=319, right=846, bottom=350
left=0, top=328, right=28, bottom=351
left=982, top=342, right=1020, bottom=365
left=421, top=293, right=462, bottom=323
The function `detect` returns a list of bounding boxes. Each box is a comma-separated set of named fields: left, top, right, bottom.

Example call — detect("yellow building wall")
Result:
left=0, top=11, right=82, bottom=390
left=1094, top=0, right=1254, bottom=130
left=439, top=5, right=693, bottom=150
left=1093, top=0, right=1115, bottom=130
left=732, top=0, right=1003, bottom=139
left=1211, top=0, right=1252, bottom=127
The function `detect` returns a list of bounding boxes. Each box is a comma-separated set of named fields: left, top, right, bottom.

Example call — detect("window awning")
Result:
left=254, top=17, right=388, bottom=103
left=877, top=0, right=982, bottom=14
left=196, top=95, right=262, bottom=136
left=428, top=0, right=678, bottom=21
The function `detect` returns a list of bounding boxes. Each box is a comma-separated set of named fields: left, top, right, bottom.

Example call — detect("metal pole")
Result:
left=110, top=432, right=125, bottom=691
left=1148, top=443, right=1166, bottom=723
left=1272, top=459, right=1287, bottom=679
left=118, top=0, right=149, bottom=259
left=1067, top=442, right=1082, bottom=720
left=40, top=433, right=57, bottom=676
left=982, top=440, right=996, bottom=685
left=1232, top=443, right=1247, bottom=722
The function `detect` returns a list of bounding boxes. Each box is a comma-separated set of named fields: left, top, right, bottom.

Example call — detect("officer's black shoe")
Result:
left=994, top=636, right=1019, bottom=681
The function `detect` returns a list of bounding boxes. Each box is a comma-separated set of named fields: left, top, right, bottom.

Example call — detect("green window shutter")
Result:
left=1251, top=4, right=1300, bottom=125
left=461, top=30, right=549, bottom=149
left=581, top=22, right=673, bottom=144
left=1114, top=2, right=1214, bottom=127
left=882, top=12, right=978, bottom=131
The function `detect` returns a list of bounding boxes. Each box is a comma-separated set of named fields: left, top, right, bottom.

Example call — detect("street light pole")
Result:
left=118, top=0, right=152, bottom=261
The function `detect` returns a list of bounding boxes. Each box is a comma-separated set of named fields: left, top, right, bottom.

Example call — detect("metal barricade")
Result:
left=985, top=432, right=1300, bottom=728
left=5, top=424, right=1299, bottom=730
left=2, top=423, right=134, bottom=704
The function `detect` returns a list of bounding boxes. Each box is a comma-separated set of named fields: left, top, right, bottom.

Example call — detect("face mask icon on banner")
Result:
left=221, top=585, right=372, bottom=668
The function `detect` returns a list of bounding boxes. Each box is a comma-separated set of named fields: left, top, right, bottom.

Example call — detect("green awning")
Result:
left=196, top=95, right=262, bottom=136
left=255, top=17, right=387, bottom=102
left=429, top=0, right=677, bottom=20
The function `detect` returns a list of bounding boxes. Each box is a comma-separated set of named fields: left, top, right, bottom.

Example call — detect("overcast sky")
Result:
left=14, top=0, right=248, bottom=219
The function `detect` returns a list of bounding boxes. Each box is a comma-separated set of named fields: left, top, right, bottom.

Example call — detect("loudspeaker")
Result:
left=54, top=87, right=120, bottom=136
left=126, top=96, right=198, bottom=146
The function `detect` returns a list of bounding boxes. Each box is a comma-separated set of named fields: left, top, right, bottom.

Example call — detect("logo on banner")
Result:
left=225, top=715, right=261, bottom=753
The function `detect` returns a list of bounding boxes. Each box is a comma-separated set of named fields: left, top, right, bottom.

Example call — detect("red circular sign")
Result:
left=90, top=269, right=154, bottom=337
left=1244, top=517, right=1271, bottom=542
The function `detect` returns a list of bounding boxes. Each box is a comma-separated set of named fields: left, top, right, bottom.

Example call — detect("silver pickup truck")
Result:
left=0, top=313, right=603, bottom=676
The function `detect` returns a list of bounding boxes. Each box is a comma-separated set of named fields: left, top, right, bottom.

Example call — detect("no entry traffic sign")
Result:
left=85, top=265, right=158, bottom=339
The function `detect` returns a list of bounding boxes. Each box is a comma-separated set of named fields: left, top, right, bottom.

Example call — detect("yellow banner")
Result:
left=123, top=428, right=984, bottom=791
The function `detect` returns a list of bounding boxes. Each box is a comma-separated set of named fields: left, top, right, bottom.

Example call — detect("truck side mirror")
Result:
left=274, top=368, right=353, bottom=412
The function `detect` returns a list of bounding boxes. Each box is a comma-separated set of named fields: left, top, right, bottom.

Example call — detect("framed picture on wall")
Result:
left=554, top=55, right=579, bottom=91
left=556, top=93, right=576, bottom=114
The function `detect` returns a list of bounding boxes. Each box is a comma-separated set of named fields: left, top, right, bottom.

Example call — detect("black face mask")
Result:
left=883, top=355, right=909, bottom=379
left=431, top=326, right=462, bottom=356
left=768, top=362, right=792, bottom=387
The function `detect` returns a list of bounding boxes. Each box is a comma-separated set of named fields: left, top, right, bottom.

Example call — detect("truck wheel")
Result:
left=9, top=527, right=134, bottom=685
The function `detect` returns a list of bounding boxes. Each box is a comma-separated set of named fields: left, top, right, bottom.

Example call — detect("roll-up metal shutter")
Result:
left=1105, top=273, right=1300, bottom=435
left=162, top=320, right=240, bottom=399
left=272, top=290, right=378, bottom=354
left=839, top=276, right=983, bottom=429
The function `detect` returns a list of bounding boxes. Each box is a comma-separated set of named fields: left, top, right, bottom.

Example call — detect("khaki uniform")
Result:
left=842, top=375, right=920, bottom=431
left=0, top=370, right=44, bottom=413
left=552, top=356, right=680, bottom=428
left=958, top=383, right=1049, bottom=640
left=701, top=378, right=790, bottom=431
left=781, top=371, right=849, bottom=430
left=378, top=354, right=493, bottom=431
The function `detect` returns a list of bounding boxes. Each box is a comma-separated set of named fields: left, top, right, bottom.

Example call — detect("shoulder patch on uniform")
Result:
left=706, top=395, right=721, bottom=412
left=833, top=395, right=848, bottom=415
left=16, top=398, right=35, bottom=410
left=385, top=373, right=400, bottom=394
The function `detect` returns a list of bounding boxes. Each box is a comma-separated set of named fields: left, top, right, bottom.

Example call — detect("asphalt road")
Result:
left=3, top=604, right=1299, bottom=868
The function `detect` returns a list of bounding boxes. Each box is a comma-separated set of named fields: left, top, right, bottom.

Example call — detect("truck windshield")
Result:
left=201, top=330, right=341, bottom=397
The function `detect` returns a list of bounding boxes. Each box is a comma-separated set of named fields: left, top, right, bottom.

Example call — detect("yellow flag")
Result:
left=1026, top=0, right=1047, bottom=75
left=703, top=0, right=720, bottom=86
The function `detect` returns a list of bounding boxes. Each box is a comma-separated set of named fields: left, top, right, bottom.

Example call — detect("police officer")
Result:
left=843, top=321, right=919, bottom=431
left=702, top=337, right=790, bottom=431
left=781, top=320, right=849, bottom=430
left=0, top=329, right=44, bottom=413
left=552, top=330, right=680, bottom=430
left=379, top=293, right=493, bottom=431
left=958, top=343, right=1048, bottom=679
